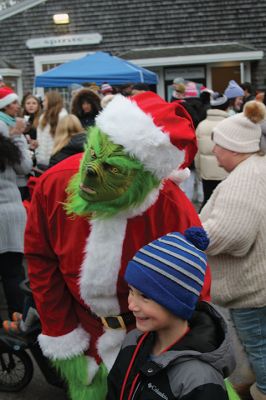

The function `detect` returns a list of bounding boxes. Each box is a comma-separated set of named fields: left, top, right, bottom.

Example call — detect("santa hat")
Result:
left=200, top=86, right=214, bottom=95
left=0, top=86, right=18, bottom=109
left=210, top=92, right=228, bottom=107
left=100, top=82, right=113, bottom=94
left=95, top=91, right=197, bottom=180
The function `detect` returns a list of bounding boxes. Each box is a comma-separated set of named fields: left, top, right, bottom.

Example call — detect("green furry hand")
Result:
left=53, top=356, right=108, bottom=400
left=225, top=379, right=241, bottom=400
left=53, top=354, right=90, bottom=386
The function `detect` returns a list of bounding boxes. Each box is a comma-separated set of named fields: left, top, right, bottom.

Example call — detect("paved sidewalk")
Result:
left=0, top=281, right=67, bottom=399
left=0, top=361, right=67, bottom=400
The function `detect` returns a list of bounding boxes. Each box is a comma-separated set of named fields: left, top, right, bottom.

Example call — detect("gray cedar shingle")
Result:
left=0, top=0, right=266, bottom=91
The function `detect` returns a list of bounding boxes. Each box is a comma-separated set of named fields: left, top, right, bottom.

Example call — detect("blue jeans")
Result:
left=180, top=170, right=203, bottom=202
left=231, top=307, right=266, bottom=394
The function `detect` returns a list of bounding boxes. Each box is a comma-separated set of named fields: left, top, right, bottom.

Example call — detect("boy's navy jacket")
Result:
left=107, top=302, right=235, bottom=400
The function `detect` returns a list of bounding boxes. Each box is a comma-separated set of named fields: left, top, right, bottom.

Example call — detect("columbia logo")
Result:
left=148, top=382, right=168, bottom=399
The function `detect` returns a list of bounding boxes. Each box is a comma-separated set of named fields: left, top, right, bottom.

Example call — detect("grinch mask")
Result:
left=65, top=126, right=160, bottom=219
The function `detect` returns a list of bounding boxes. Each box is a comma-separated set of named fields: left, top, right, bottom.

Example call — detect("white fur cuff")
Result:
left=86, top=356, right=100, bottom=384
left=168, top=167, right=191, bottom=184
left=97, top=329, right=126, bottom=371
left=38, top=325, right=90, bottom=361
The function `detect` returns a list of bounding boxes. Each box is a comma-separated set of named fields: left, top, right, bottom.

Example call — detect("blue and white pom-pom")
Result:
left=184, top=227, right=209, bottom=251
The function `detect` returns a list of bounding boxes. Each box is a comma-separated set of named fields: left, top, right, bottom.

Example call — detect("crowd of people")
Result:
left=0, top=75, right=265, bottom=400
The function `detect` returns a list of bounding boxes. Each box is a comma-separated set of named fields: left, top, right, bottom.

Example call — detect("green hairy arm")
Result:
left=53, top=355, right=108, bottom=400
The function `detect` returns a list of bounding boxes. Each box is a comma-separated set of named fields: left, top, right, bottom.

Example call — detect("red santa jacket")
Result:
left=25, top=153, right=210, bottom=366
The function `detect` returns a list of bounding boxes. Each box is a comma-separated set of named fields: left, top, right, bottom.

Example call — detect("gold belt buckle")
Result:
left=100, top=317, right=109, bottom=329
left=100, top=315, right=126, bottom=330
left=116, top=315, right=126, bottom=330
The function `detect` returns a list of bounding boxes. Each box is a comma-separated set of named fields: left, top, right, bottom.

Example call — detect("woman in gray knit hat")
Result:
left=200, top=101, right=266, bottom=400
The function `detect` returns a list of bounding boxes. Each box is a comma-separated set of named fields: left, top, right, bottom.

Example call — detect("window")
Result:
left=34, top=52, right=87, bottom=109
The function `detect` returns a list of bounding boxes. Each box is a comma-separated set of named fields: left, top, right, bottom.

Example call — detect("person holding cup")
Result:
left=21, top=93, right=42, bottom=151
left=0, top=86, right=33, bottom=199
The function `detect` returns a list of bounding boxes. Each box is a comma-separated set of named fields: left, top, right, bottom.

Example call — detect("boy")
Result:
left=107, top=228, right=235, bottom=400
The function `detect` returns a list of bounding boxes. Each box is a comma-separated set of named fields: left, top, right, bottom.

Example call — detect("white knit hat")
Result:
left=213, top=101, right=266, bottom=153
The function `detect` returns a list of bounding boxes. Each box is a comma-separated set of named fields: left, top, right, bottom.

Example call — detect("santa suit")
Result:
left=25, top=153, right=210, bottom=371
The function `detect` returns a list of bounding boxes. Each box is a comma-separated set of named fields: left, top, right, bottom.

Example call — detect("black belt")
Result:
left=83, top=303, right=135, bottom=330
left=100, top=312, right=135, bottom=330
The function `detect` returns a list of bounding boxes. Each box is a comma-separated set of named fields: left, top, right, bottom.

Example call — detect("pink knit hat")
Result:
left=184, top=81, right=198, bottom=98
left=0, top=86, right=18, bottom=109
left=100, top=83, right=113, bottom=95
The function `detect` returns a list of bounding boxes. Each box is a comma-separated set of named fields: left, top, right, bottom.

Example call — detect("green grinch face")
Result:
left=79, top=128, right=138, bottom=203
left=65, top=126, right=160, bottom=219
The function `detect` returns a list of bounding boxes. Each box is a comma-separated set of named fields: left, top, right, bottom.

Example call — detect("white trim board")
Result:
left=0, top=68, right=21, bottom=76
left=33, top=51, right=88, bottom=97
left=130, top=51, right=264, bottom=68
left=123, top=42, right=257, bottom=52
left=34, top=52, right=88, bottom=75
left=0, top=0, right=46, bottom=21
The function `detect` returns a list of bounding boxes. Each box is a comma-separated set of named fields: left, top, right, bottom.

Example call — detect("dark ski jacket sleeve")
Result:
left=181, top=383, right=229, bottom=400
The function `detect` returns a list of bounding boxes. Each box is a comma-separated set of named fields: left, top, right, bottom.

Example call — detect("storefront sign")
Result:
left=165, top=66, right=205, bottom=80
left=26, top=33, right=102, bottom=49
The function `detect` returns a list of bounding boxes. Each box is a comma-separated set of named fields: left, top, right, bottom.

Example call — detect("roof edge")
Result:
left=0, top=0, right=46, bottom=22
left=0, top=68, right=22, bottom=76
left=121, top=41, right=257, bottom=53
left=129, top=51, right=264, bottom=67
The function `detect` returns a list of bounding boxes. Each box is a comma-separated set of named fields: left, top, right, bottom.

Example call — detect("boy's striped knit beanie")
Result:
left=125, top=227, right=209, bottom=320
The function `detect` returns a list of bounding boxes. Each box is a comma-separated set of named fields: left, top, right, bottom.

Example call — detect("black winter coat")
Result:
left=49, top=132, right=86, bottom=168
left=107, top=302, right=235, bottom=400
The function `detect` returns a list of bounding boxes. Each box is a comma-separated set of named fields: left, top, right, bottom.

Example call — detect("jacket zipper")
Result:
left=131, top=380, right=144, bottom=400
left=119, top=332, right=148, bottom=400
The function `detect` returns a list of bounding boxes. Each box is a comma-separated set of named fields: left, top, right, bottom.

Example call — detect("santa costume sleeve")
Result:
left=25, top=167, right=90, bottom=361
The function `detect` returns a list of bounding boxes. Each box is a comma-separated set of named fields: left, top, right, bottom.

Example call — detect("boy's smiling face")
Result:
left=128, top=286, right=178, bottom=333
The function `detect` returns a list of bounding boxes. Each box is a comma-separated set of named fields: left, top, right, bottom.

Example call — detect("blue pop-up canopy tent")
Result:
left=35, top=51, right=158, bottom=87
